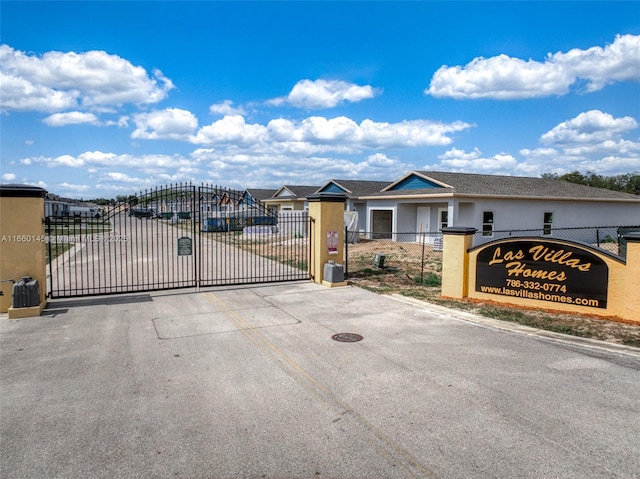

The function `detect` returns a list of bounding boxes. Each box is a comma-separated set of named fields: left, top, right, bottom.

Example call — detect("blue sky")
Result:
left=1, top=1, right=639, bottom=199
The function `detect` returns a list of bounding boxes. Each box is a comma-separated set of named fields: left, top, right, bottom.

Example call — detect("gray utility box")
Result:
left=12, top=277, right=40, bottom=308
left=324, top=261, right=344, bottom=283
left=373, top=253, right=386, bottom=269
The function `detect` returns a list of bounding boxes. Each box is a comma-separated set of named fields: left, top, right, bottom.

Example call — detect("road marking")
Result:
left=203, top=291, right=438, bottom=479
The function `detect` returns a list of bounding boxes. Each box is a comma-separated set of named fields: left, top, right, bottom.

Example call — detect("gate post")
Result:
left=441, top=227, right=477, bottom=299
left=307, top=193, right=347, bottom=285
left=622, top=233, right=640, bottom=321
left=0, top=185, right=48, bottom=317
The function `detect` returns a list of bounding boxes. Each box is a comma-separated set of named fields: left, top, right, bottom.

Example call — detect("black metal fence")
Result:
left=344, top=231, right=444, bottom=287
left=47, top=184, right=311, bottom=298
left=473, top=225, right=640, bottom=257
left=342, top=224, right=639, bottom=290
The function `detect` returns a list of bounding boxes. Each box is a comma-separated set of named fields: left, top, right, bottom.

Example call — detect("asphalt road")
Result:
left=1, top=282, right=639, bottom=478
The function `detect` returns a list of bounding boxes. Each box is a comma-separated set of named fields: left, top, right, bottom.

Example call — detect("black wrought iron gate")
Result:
left=47, top=184, right=311, bottom=298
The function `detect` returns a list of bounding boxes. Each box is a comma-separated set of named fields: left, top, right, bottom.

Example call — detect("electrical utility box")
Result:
left=12, top=277, right=40, bottom=308
left=323, top=261, right=344, bottom=283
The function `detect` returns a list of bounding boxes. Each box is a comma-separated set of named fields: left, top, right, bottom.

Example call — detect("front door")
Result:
left=416, top=206, right=431, bottom=243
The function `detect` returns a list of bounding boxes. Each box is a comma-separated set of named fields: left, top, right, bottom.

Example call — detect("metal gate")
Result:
left=47, top=184, right=311, bottom=298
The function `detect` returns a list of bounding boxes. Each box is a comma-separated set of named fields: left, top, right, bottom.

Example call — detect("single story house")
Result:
left=356, top=171, right=640, bottom=243
left=262, top=185, right=320, bottom=213
left=315, top=179, right=392, bottom=231
left=240, top=188, right=278, bottom=211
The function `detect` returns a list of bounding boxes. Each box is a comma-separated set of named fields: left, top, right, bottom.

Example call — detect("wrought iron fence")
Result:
left=47, top=183, right=311, bottom=298
left=344, top=231, right=443, bottom=287
left=472, top=225, right=640, bottom=257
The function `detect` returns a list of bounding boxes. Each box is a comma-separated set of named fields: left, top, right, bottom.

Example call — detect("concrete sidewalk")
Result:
left=2, top=282, right=639, bottom=478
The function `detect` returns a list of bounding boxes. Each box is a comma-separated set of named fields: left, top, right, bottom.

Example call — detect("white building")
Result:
left=355, top=171, right=640, bottom=243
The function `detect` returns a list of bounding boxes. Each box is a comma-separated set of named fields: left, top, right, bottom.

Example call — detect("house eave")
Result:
left=357, top=192, right=640, bottom=203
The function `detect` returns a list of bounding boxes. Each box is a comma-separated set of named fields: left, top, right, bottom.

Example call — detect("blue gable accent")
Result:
left=319, top=183, right=348, bottom=194
left=390, top=174, right=443, bottom=191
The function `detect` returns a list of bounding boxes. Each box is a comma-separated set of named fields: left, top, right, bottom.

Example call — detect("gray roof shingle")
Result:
left=245, top=188, right=278, bottom=201
left=363, top=171, right=639, bottom=201
left=278, top=185, right=321, bottom=199
left=321, top=179, right=392, bottom=196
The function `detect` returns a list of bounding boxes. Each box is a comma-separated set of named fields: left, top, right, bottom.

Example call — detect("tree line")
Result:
left=542, top=171, right=640, bottom=195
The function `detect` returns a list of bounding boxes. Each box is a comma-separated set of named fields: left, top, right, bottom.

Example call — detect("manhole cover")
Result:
left=332, top=333, right=363, bottom=343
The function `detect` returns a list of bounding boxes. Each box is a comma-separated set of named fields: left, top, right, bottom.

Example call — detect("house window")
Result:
left=482, top=211, right=494, bottom=236
left=543, top=212, right=553, bottom=235
left=439, top=209, right=449, bottom=230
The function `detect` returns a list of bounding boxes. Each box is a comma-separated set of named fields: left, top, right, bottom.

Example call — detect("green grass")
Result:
left=413, top=272, right=441, bottom=287
left=46, top=242, right=75, bottom=264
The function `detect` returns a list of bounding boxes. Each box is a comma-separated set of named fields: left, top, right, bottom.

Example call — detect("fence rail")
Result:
left=473, top=225, right=640, bottom=257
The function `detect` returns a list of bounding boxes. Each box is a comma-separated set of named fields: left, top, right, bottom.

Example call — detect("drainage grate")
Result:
left=332, top=333, right=363, bottom=343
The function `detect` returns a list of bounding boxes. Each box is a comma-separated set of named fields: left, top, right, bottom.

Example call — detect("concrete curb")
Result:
left=388, top=294, right=640, bottom=358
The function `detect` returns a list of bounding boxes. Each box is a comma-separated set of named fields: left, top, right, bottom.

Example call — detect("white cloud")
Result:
left=25, top=180, right=47, bottom=189
left=352, top=153, right=406, bottom=177
left=191, top=148, right=406, bottom=189
left=57, top=182, right=90, bottom=192
left=426, top=34, right=640, bottom=99
left=435, top=148, right=520, bottom=174
left=104, top=116, right=129, bottom=128
left=1, top=173, right=17, bottom=182
left=268, top=79, right=379, bottom=109
left=540, top=110, right=637, bottom=145
left=191, top=115, right=269, bottom=145
left=23, top=151, right=197, bottom=174
left=519, top=144, right=640, bottom=177
left=103, top=172, right=138, bottom=183
left=553, top=34, right=640, bottom=92
left=189, top=115, right=472, bottom=153
left=132, top=108, right=198, bottom=140
left=0, top=44, right=175, bottom=112
left=0, top=71, right=79, bottom=112
left=578, top=155, right=640, bottom=173
left=209, top=100, right=246, bottom=116
left=513, top=111, right=640, bottom=176
left=43, top=111, right=99, bottom=127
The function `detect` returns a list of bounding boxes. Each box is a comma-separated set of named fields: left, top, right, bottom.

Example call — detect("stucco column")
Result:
left=441, top=226, right=477, bottom=298
left=307, top=193, right=347, bottom=285
left=622, top=233, right=640, bottom=321
left=0, top=185, right=48, bottom=317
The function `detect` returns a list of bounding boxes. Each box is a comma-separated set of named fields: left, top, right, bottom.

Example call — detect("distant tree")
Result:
left=543, top=170, right=639, bottom=195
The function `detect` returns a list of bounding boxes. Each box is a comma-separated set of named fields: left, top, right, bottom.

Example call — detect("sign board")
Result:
left=327, top=230, right=338, bottom=254
left=177, top=236, right=192, bottom=256
left=433, top=236, right=444, bottom=252
left=475, top=239, right=608, bottom=308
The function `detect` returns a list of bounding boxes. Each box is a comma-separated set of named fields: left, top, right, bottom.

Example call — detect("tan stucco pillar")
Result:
left=622, top=233, right=640, bottom=322
left=441, top=227, right=477, bottom=299
left=307, top=193, right=347, bottom=286
left=0, top=185, right=48, bottom=317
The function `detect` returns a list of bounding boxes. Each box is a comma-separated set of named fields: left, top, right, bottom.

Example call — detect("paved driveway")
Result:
left=1, top=282, right=639, bottom=478
left=48, top=213, right=307, bottom=297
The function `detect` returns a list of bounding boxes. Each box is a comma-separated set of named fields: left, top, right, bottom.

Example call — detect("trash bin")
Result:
left=324, top=261, right=344, bottom=283
left=12, top=276, right=40, bottom=308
